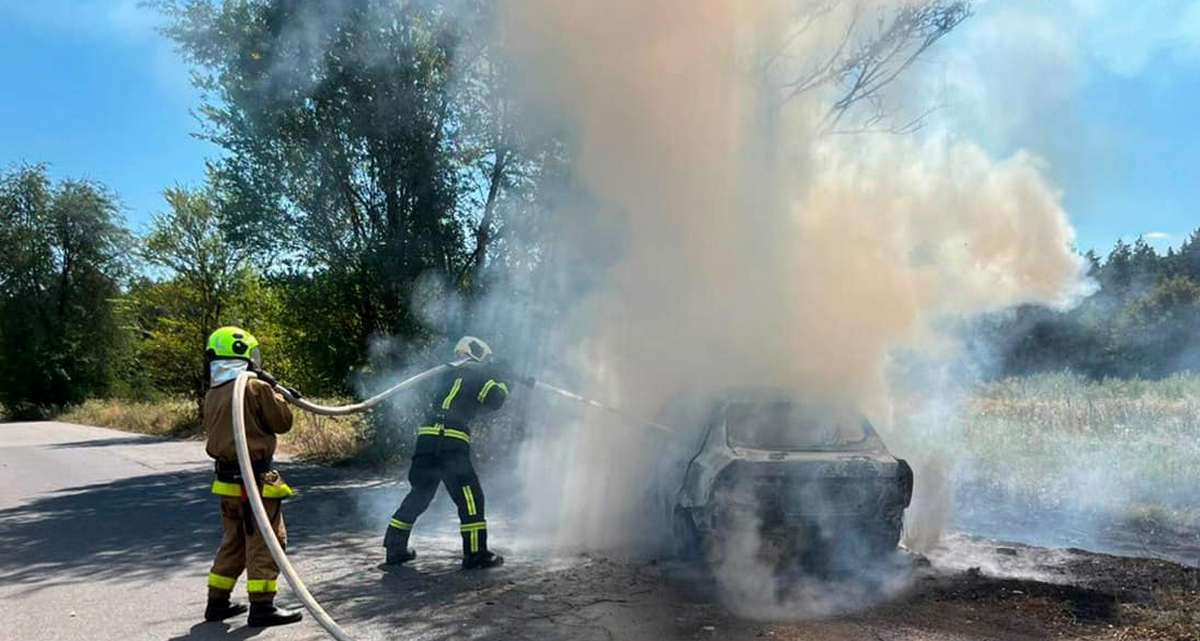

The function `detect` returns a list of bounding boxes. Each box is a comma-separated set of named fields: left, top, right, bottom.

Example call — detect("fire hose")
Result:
left=272, top=357, right=471, bottom=415
left=230, top=358, right=670, bottom=641
left=230, top=360, right=466, bottom=641
left=526, top=379, right=674, bottom=433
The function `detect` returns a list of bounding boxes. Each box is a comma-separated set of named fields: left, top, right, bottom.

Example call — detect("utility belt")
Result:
left=214, top=458, right=273, bottom=483
left=211, top=458, right=293, bottom=501
left=416, top=422, right=471, bottom=444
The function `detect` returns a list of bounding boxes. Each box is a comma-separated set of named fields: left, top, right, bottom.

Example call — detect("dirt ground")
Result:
left=382, top=532, right=1198, bottom=641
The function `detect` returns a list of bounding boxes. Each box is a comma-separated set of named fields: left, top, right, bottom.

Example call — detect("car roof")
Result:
left=711, top=386, right=863, bottom=415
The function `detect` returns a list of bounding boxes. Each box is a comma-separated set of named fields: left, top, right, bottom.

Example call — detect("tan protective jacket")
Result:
left=204, top=377, right=294, bottom=463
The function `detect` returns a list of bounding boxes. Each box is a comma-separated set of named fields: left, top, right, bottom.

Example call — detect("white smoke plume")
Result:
left=494, top=0, right=1085, bottom=560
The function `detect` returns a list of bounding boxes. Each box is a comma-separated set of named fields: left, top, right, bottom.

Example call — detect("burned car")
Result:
left=667, top=388, right=913, bottom=566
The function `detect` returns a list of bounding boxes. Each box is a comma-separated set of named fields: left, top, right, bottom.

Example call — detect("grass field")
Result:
left=956, top=372, right=1200, bottom=536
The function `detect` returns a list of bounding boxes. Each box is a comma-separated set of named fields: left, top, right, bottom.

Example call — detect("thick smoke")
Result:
left=207, top=0, right=1102, bottom=618
left=494, top=0, right=1085, bottom=559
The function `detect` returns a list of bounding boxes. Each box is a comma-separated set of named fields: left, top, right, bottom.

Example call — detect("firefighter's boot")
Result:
left=384, top=527, right=417, bottom=565
left=204, top=597, right=248, bottom=622
left=463, top=550, right=504, bottom=570
left=247, top=602, right=303, bottom=627
left=461, top=523, right=501, bottom=569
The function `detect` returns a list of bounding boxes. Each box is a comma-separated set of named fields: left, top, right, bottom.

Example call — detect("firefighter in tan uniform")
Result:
left=202, top=326, right=303, bottom=628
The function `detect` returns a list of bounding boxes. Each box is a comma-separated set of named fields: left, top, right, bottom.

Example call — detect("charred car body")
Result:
left=666, top=388, right=913, bottom=567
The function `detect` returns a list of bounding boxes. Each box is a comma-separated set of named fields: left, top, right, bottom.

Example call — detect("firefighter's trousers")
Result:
left=385, top=447, right=489, bottom=557
left=208, top=497, right=286, bottom=603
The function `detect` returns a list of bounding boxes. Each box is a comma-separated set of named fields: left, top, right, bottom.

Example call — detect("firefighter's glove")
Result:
left=255, top=369, right=279, bottom=387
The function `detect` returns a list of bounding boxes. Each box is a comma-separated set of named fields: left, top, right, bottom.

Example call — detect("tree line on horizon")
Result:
left=983, top=236, right=1200, bottom=380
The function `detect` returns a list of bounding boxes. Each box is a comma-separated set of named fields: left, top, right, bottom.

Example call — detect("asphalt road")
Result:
left=0, top=421, right=595, bottom=641
left=3, top=421, right=1196, bottom=641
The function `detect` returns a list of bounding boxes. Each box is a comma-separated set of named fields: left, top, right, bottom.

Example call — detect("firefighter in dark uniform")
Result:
left=202, top=326, right=303, bottom=627
left=384, top=336, right=509, bottom=569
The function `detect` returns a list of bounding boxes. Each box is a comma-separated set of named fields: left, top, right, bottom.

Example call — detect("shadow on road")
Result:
left=0, top=464, right=386, bottom=591
left=48, top=435, right=176, bottom=449
left=0, top=453, right=555, bottom=640
left=164, top=621, right=269, bottom=641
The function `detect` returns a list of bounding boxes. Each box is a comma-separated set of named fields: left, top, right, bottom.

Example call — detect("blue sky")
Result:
left=0, top=1, right=216, bottom=235
left=1, top=1, right=1197, bottom=253
left=935, top=0, right=1200, bottom=253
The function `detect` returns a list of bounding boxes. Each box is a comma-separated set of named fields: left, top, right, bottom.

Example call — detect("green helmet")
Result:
left=206, top=326, right=262, bottom=367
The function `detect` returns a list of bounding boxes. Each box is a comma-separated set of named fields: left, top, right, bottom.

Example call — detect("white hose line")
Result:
left=277, top=359, right=470, bottom=416
left=233, top=371, right=355, bottom=641
left=531, top=380, right=675, bottom=433
left=229, top=359, right=468, bottom=640
left=229, top=356, right=663, bottom=640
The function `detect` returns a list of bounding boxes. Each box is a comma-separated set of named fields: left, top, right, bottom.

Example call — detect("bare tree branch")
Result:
left=769, top=1, right=972, bottom=135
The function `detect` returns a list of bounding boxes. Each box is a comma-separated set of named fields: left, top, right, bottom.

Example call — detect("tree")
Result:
left=1170, top=229, right=1200, bottom=281
left=129, top=187, right=280, bottom=403
left=1117, top=276, right=1200, bottom=377
left=0, top=165, right=130, bottom=416
left=986, top=228, right=1200, bottom=380
left=1129, top=237, right=1160, bottom=291
left=155, top=0, right=533, bottom=368
left=1099, top=239, right=1134, bottom=294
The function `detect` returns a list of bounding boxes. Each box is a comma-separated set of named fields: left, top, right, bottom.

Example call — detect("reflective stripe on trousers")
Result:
left=463, top=485, right=477, bottom=516
left=416, top=424, right=470, bottom=444
left=461, top=522, right=487, bottom=554
left=208, top=572, right=237, bottom=590
left=246, top=579, right=278, bottom=593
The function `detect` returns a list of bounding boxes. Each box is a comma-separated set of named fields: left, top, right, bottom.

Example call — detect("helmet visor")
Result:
left=249, top=347, right=262, bottom=369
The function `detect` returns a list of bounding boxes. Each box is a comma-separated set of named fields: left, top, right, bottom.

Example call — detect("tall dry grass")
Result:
left=56, top=396, right=370, bottom=463
left=59, top=398, right=200, bottom=437
left=279, top=403, right=368, bottom=463
left=959, top=371, right=1200, bottom=526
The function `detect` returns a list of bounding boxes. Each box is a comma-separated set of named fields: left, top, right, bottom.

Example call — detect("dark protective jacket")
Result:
left=415, top=362, right=509, bottom=453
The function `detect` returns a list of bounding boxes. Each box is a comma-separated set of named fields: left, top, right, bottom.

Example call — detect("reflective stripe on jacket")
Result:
left=211, top=475, right=295, bottom=500
left=419, top=363, right=509, bottom=443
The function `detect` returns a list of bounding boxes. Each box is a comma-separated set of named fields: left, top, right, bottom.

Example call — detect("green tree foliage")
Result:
left=154, top=0, right=532, bottom=368
left=991, top=234, right=1200, bottom=379
left=1116, top=276, right=1200, bottom=377
left=0, top=165, right=130, bottom=417
left=127, top=187, right=305, bottom=403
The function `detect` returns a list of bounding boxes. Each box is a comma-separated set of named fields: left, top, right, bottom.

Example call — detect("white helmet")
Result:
left=454, top=336, right=493, bottom=362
